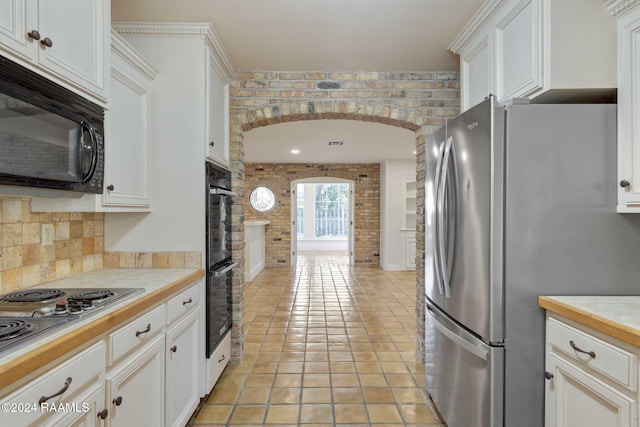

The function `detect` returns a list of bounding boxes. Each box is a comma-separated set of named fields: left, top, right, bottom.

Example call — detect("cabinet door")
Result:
left=0, top=0, right=35, bottom=60
left=495, top=0, right=541, bottom=101
left=103, top=36, right=154, bottom=209
left=404, top=236, right=416, bottom=270
left=617, top=9, right=640, bottom=211
left=165, top=309, right=200, bottom=427
left=106, top=336, right=165, bottom=427
left=206, top=48, right=229, bottom=167
left=545, top=354, right=636, bottom=427
left=36, top=0, right=107, bottom=98
left=48, top=382, right=105, bottom=427
left=460, top=32, right=492, bottom=111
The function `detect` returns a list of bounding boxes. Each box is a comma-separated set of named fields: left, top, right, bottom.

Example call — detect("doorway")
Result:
left=291, top=178, right=355, bottom=266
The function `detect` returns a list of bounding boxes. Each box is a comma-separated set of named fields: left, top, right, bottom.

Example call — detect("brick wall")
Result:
left=228, top=70, right=460, bottom=362
left=244, top=163, right=380, bottom=267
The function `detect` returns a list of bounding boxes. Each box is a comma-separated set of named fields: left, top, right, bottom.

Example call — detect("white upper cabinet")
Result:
left=459, top=28, right=492, bottom=111
left=451, top=0, right=616, bottom=111
left=112, top=23, right=233, bottom=172
left=206, top=48, right=230, bottom=168
left=102, top=31, right=156, bottom=210
left=608, top=0, right=640, bottom=212
left=494, top=0, right=540, bottom=100
left=0, top=0, right=110, bottom=107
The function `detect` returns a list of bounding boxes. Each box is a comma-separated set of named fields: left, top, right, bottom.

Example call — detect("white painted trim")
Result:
left=111, top=29, right=158, bottom=80
left=607, top=0, right=640, bottom=18
left=449, top=0, right=507, bottom=53
left=112, top=22, right=235, bottom=81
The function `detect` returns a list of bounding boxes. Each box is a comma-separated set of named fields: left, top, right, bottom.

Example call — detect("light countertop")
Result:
left=245, top=220, right=270, bottom=227
left=539, top=296, right=640, bottom=348
left=0, top=268, right=204, bottom=391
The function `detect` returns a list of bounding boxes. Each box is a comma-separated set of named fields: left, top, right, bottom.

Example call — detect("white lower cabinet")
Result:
left=106, top=335, right=165, bottom=427
left=0, top=341, right=105, bottom=427
left=165, top=309, right=200, bottom=427
left=545, top=314, right=639, bottom=427
left=0, top=279, right=206, bottom=427
left=49, top=383, right=105, bottom=427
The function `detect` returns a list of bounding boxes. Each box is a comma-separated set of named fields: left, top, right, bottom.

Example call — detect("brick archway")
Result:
left=226, top=101, right=431, bottom=365
left=237, top=100, right=427, bottom=132
left=224, top=69, right=459, bottom=364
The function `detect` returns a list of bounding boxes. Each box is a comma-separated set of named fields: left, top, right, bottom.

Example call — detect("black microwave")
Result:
left=0, top=56, right=104, bottom=196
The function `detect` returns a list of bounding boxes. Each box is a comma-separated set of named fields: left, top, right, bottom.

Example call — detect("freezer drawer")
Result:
left=425, top=303, right=504, bottom=427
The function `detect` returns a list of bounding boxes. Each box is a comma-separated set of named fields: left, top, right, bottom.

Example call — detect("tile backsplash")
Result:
left=0, top=196, right=202, bottom=294
left=0, top=197, right=104, bottom=293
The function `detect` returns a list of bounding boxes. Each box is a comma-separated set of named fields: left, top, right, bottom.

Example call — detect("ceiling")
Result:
left=111, top=0, right=484, bottom=162
left=243, top=120, right=415, bottom=164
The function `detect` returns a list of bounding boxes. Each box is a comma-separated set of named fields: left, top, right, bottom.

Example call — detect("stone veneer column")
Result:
left=228, top=71, right=460, bottom=363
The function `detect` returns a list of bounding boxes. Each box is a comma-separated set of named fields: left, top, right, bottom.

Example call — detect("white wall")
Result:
left=380, top=159, right=415, bottom=271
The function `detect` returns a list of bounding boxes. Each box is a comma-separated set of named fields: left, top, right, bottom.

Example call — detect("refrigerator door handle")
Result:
left=428, top=306, right=488, bottom=361
left=438, top=136, right=456, bottom=298
left=433, top=139, right=446, bottom=296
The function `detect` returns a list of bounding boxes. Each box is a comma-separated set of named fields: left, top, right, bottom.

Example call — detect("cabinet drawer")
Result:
left=547, top=316, right=637, bottom=391
left=167, top=281, right=201, bottom=325
left=209, top=332, right=230, bottom=388
left=0, top=341, right=104, bottom=427
left=109, top=305, right=165, bottom=365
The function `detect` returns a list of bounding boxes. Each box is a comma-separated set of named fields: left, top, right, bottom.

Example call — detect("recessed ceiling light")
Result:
left=291, top=149, right=300, bottom=154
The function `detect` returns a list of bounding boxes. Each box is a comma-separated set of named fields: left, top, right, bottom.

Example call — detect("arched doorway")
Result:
left=229, top=100, right=432, bottom=363
left=291, top=177, right=355, bottom=266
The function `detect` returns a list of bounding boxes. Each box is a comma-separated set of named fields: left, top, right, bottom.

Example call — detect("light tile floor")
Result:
left=188, top=251, right=443, bottom=426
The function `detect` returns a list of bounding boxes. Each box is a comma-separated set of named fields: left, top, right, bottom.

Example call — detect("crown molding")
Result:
left=448, top=0, right=507, bottom=53
left=606, top=0, right=640, bottom=18
left=111, top=29, right=158, bottom=81
left=112, top=22, right=235, bottom=81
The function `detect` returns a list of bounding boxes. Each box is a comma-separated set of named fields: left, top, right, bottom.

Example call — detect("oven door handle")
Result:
left=213, top=261, right=238, bottom=278
left=210, top=188, right=238, bottom=197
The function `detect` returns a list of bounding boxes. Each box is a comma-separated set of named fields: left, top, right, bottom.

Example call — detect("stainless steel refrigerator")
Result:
left=425, top=96, right=640, bottom=427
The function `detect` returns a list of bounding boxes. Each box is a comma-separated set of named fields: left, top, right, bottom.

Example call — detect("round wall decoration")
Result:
left=249, top=186, right=275, bottom=212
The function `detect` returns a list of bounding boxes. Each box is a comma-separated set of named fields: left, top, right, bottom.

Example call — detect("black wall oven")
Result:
left=206, top=162, right=236, bottom=357
left=0, top=56, right=104, bottom=195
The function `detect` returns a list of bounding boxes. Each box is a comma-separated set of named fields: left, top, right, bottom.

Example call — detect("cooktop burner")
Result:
left=0, top=287, right=144, bottom=318
left=0, top=287, right=144, bottom=355
left=68, top=290, right=114, bottom=302
left=0, top=319, right=35, bottom=341
left=0, top=316, right=72, bottom=355
left=1, top=289, right=65, bottom=303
